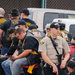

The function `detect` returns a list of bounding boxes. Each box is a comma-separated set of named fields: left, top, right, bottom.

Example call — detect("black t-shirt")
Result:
left=7, top=37, right=19, bottom=55
left=0, top=17, right=7, bottom=26
left=0, top=20, right=12, bottom=48
left=0, top=20, right=11, bottom=32
left=22, top=18, right=36, bottom=25
left=18, top=36, right=39, bottom=54
left=22, top=18, right=38, bottom=27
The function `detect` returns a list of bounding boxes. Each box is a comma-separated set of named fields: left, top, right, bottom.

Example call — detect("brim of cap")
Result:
left=11, top=13, right=19, bottom=16
left=50, top=25, right=60, bottom=29
left=28, top=25, right=38, bottom=30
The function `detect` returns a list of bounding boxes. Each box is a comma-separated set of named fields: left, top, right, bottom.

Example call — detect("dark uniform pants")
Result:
left=43, top=65, right=66, bottom=75
left=44, top=67, right=56, bottom=75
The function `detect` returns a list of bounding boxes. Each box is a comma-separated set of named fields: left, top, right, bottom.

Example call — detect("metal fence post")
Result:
left=41, top=0, right=47, bottom=8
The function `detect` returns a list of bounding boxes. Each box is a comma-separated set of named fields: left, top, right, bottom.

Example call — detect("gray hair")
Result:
left=0, top=8, right=5, bottom=16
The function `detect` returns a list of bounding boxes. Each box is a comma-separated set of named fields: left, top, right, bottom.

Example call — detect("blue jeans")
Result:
left=2, top=57, right=28, bottom=75
left=1, top=60, right=12, bottom=75
left=1, top=46, right=9, bottom=55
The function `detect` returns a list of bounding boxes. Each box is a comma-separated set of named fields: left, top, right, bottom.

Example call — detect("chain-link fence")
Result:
left=0, top=0, right=41, bottom=17
left=0, top=0, right=75, bottom=17
left=47, top=0, right=75, bottom=10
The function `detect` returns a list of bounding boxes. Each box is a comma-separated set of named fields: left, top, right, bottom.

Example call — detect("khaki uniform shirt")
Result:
left=39, top=36, right=70, bottom=64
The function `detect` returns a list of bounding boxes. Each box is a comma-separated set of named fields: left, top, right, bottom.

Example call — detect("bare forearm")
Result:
left=41, top=52, right=55, bottom=67
left=63, top=53, right=70, bottom=62
left=17, top=50, right=32, bottom=59
left=60, top=53, right=70, bottom=69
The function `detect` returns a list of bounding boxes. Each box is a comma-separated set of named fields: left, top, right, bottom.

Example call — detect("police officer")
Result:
left=39, top=22, right=70, bottom=75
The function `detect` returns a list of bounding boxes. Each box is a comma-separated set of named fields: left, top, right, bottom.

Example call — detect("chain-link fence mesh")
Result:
left=0, top=0, right=41, bottom=17
left=47, top=0, right=75, bottom=10
left=0, top=0, right=75, bottom=17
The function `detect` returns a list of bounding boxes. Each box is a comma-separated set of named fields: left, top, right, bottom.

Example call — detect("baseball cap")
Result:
left=21, top=8, right=29, bottom=16
left=15, top=20, right=26, bottom=26
left=28, top=24, right=38, bottom=30
left=50, top=22, right=60, bottom=29
left=10, top=9, right=19, bottom=16
left=7, top=27, right=15, bottom=35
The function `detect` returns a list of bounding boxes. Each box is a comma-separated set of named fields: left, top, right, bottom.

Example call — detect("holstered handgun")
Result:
left=56, top=54, right=62, bottom=69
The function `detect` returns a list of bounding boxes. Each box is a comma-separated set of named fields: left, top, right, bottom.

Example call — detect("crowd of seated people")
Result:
left=0, top=7, right=75, bottom=75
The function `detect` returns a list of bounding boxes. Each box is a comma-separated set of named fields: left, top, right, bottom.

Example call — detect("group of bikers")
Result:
left=0, top=7, right=75, bottom=75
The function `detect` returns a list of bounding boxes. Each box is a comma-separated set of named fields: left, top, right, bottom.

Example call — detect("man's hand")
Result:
left=0, top=55, right=4, bottom=57
left=8, top=55, right=19, bottom=61
left=52, top=64, right=58, bottom=75
left=11, top=56, right=19, bottom=60
left=60, top=60, right=66, bottom=69
left=40, top=52, right=58, bottom=75
left=8, top=57, right=13, bottom=61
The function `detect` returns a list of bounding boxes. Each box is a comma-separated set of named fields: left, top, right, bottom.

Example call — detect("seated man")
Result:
left=1, top=28, right=40, bottom=75
left=0, top=27, right=19, bottom=75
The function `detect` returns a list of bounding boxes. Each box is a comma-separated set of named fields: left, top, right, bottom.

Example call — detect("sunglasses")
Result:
left=47, top=28, right=50, bottom=30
